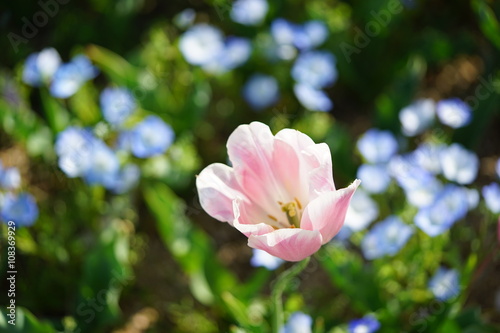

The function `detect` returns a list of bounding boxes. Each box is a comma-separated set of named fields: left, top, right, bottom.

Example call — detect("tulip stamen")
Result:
left=281, top=202, right=300, bottom=228
left=268, top=214, right=278, bottom=222
left=294, top=197, right=302, bottom=210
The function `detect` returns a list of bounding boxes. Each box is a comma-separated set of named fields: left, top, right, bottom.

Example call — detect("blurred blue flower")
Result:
left=243, top=74, right=279, bottom=110
left=55, top=127, right=97, bottom=177
left=403, top=175, right=442, bottom=208
left=465, top=187, right=479, bottom=210
left=294, top=21, right=329, bottom=50
left=291, top=51, right=337, bottom=88
left=0, top=167, right=21, bottom=190
left=348, top=316, right=380, bottom=333
left=107, top=164, right=141, bottom=194
left=250, top=248, right=284, bottom=270
left=361, top=216, right=413, bottom=260
left=50, top=55, right=99, bottom=98
left=271, top=19, right=328, bottom=52
left=1, top=193, right=38, bottom=226
left=204, top=37, right=252, bottom=74
left=271, top=18, right=297, bottom=47
left=173, top=8, right=196, bottom=29
left=399, top=99, right=435, bottom=136
left=429, top=267, right=459, bottom=301
left=388, top=155, right=440, bottom=206
left=22, top=48, right=61, bottom=87
left=412, top=142, right=445, bottom=175
left=83, top=142, right=120, bottom=187
left=230, top=0, right=268, bottom=26
left=293, top=84, right=332, bottom=112
left=436, top=98, right=472, bottom=128
left=280, top=312, right=312, bottom=333
left=130, top=116, right=175, bottom=158
left=482, top=183, right=500, bottom=214
left=179, top=24, right=225, bottom=66
left=357, top=164, right=391, bottom=194
left=344, top=188, right=379, bottom=232
left=357, top=129, right=398, bottom=164
left=100, top=87, right=136, bottom=126
left=414, top=185, right=468, bottom=236
left=440, top=143, right=478, bottom=185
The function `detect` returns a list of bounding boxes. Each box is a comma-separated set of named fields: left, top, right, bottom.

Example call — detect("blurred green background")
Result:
left=1, top=0, right=500, bottom=332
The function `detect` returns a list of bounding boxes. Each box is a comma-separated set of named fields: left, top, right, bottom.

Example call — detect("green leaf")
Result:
left=143, top=184, right=239, bottom=305
left=87, top=44, right=140, bottom=86
left=40, top=89, right=70, bottom=133
left=73, top=220, right=133, bottom=333
left=472, top=0, right=500, bottom=50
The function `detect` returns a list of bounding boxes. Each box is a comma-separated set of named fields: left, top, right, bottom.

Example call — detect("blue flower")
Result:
left=357, top=164, right=391, bottom=194
left=100, top=87, right=136, bottom=126
left=22, top=48, right=61, bottom=87
left=436, top=98, right=472, bottom=128
left=230, top=0, right=268, bottom=26
left=465, top=188, right=479, bottom=210
left=294, top=21, right=329, bottom=50
left=204, top=37, right=252, bottom=74
left=348, top=316, right=380, bottom=333
left=173, top=8, right=196, bottom=29
left=107, top=164, right=141, bottom=194
left=411, top=142, right=445, bottom=175
left=401, top=173, right=442, bottom=208
left=243, top=74, right=279, bottom=110
left=357, top=129, right=398, bottom=164
left=50, top=55, right=99, bottom=98
left=271, top=19, right=328, bottom=51
left=440, top=144, right=478, bottom=185
left=293, top=84, right=332, bottom=112
left=388, top=155, right=441, bottom=207
left=280, top=312, right=312, bottom=333
left=250, top=249, right=284, bottom=270
left=429, top=267, right=459, bottom=301
left=0, top=167, right=21, bottom=190
left=1, top=193, right=38, bottom=227
left=344, top=188, right=379, bottom=232
left=291, top=51, right=337, bottom=88
left=399, top=99, right=435, bottom=136
left=179, top=24, right=225, bottom=66
left=361, top=216, right=413, bottom=260
left=414, top=185, right=468, bottom=236
left=482, top=183, right=500, bottom=214
left=130, top=116, right=175, bottom=158
left=83, top=142, right=120, bottom=187
left=55, top=127, right=97, bottom=177
left=271, top=18, right=297, bottom=47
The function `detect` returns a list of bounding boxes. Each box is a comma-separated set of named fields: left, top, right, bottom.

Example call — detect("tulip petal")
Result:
left=273, top=138, right=307, bottom=204
left=232, top=199, right=277, bottom=235
left=303, top=143, right=336, bottom=199
left=248, top=228, right=323, bottom=262
left=196, top=163, right=246, bottom=222
left=301, top=179, right=360, bottom=244
left=275, top=128, right=315, bottom=151
left=227, top=122, right=287, bottom=216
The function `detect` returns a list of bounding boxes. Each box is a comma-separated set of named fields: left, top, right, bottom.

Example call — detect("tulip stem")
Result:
left=271, top=257, right=311, bottom=332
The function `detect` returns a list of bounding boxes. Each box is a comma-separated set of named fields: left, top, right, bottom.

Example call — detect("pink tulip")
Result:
left=196, top=122, right=360, bottom=261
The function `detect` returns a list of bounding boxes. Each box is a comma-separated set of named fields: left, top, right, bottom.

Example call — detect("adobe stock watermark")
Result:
left=340, top=0, right=405, bottom=64
left=7, top=0, right=71, bottom=53
left=6, top=221, right=17, bottom=326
